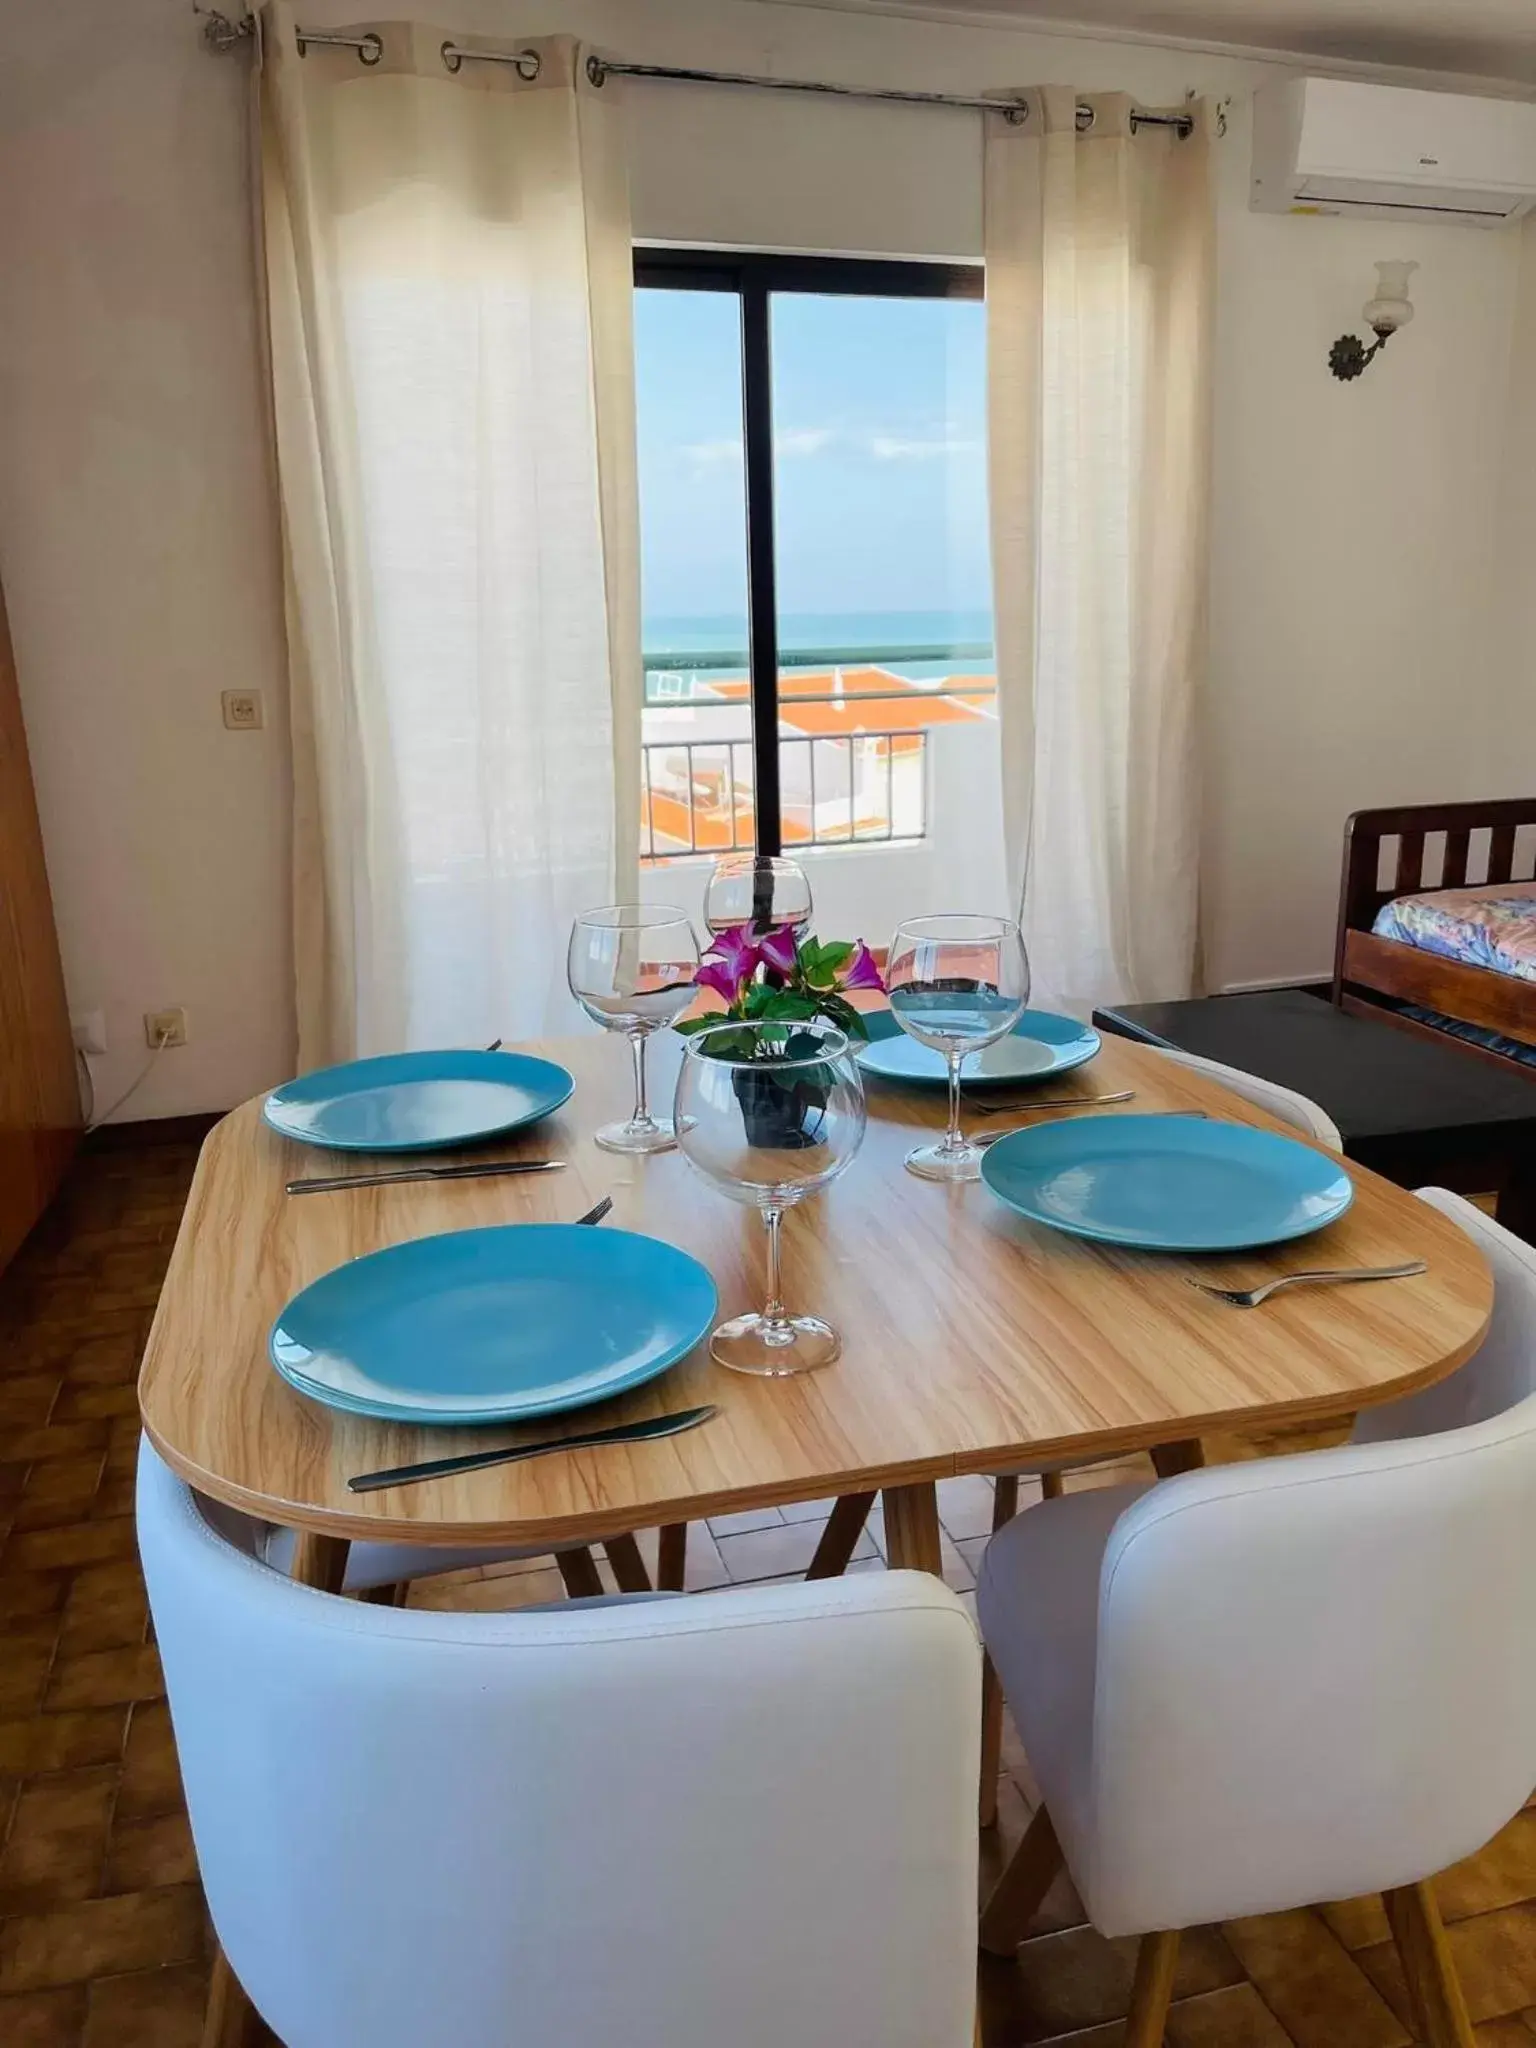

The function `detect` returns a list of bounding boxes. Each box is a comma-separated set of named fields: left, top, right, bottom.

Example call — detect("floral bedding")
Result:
left=1372, top=881, right=1536, bottom=984
left=1371, top=880, right=1536, bottom=1064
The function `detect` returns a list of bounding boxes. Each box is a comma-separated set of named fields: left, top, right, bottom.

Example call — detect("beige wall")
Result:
left=0, top=0, right=1529, bottom=1115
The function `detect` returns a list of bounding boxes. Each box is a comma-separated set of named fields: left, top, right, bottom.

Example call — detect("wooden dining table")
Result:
left=138, top=1029, right=1493, bottom=1594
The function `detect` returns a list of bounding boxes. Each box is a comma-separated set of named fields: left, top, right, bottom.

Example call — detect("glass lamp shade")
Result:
left=1363, top=260, right=1418, bottom=335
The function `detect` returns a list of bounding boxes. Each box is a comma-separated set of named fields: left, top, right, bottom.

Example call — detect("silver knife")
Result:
left=347, top=1403, right=718, bottom=1494
left=287, top=1159, right=566, bottom=1196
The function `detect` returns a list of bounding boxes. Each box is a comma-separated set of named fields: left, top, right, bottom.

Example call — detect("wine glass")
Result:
left=704, top=853, right=812, bottom=939
left=886, top=913, right=1030, bottom=1182
left=674, top=1019, right=865, bottom=1375
left=568, top=905, right=700, bottom=1154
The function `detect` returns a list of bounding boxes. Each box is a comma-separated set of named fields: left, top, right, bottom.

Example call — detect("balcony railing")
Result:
left=641, top=731, right=927, bottom=862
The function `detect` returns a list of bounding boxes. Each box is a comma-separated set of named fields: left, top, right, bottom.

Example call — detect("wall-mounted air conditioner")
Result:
left=1251, top=77, right=1536, bottom=227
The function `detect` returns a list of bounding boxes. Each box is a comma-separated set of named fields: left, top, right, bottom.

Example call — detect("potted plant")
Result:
left=676, top=924, right=885, bottom=1148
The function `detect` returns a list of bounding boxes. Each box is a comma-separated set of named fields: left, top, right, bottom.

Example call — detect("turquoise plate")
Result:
left=270, top=1224, right=718, bottom=1425
left=262, top=1049, right=574, bottom=1154
left=981, top=1114, right=1353, bottom=1252
left=855, top=1007, right=1100, bottom=1087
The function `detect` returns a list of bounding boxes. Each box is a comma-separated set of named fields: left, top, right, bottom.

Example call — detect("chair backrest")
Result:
left=136, top=1441, right=980, bottom=2048
left=1079, top=1205, right=1535, bottom=1934
left=1150, top=1042, right=1344, bottom=1150
left=1354, top=1189, right=1536, bottom=1443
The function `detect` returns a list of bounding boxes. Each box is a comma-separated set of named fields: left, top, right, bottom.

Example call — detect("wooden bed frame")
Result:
left=1332, top=798, right=1536, bottom=1075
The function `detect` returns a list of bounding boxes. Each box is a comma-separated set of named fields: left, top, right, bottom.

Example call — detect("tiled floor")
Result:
left=0, top=1128, right=1534, bottom=2045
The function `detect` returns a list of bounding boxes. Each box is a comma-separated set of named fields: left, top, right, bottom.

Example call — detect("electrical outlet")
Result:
left=144, top=1007, right=188, bottom=1049
left=72, top=1009, right=108, bottom=1056
left=221, top=690, right=264, bottom=731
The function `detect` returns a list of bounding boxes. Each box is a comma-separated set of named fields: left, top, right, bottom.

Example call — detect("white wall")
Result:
left=0, top=0, right=1530, bottom=1115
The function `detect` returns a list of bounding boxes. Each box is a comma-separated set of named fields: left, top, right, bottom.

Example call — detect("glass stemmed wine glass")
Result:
left=704, top=853, right=813, bottom=939
left=886, top=913, right=1030, bottom=1183
left=567, top=905, right=700, bottom=1154
left=674, top=1019, right=865, bottom=1375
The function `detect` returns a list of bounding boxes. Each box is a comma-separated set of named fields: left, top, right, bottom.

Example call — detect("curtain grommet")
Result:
left=440, top=39, right=462, bottom=73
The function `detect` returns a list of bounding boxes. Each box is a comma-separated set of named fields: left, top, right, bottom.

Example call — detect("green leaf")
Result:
left=819, top=940, right=855, bottom=972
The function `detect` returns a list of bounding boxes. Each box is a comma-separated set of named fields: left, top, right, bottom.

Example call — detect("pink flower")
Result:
left=757, top=924, right=799, bottom=976
left=695, top=923, right=760, bottom=1006
left=840, top=940, right=885, bottom=994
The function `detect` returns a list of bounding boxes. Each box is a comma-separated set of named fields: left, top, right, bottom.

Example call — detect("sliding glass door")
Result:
left=633, top=251, right=1006, bottom=938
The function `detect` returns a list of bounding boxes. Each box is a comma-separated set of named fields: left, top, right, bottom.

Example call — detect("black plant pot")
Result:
left=733, top=1067, right=828, bottom=1150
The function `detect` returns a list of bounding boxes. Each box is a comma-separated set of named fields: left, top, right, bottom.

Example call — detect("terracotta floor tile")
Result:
left=81, top=1960, right=207, bottom=2048
left=1166, top=1982, right=1294, bottom=2045
left=0, top=1573, right=70, bottom=1629
left=0, top=1883, right=205, bottom=1992
left=1359, top=1902, right=1536, bottom=2029
left=1222, top=1907, right=1410, bottom=2048
left=936, top=1473, right=1003, bottom=1542
left=1438, top=1812, right=1536, bottom=1924
left=1316, top=1891, right=1391, bottom=1951
left=113, top=1703, right=184, bottom=1822
left=0, top=1984, right=89, bottom=2046
left=43, top=1645, right=162, bottom=1714
left=4, top=1519, right=139, bottom=1578
left=0, top=1709, right=127, bottom=1777
left=0, top=1423, right=111, bottom=1469
left=0, top=1375, right=63, bottom=1431
left=0, top=1768, right=117, bottom=1915
left=56, top=1562, right=149, bottom=1656
left=0, top=1634, right=58, bottom=1719
left=10, top=1456, right=108, bottom=1535
left=987, top=1922, right=1241, bottom=2041
left=102, top=1810, right=198, bottom=1895
left=1476, top=2017, right=1536, bottom=2044
left=706, top=1504, right=785, bottom=1537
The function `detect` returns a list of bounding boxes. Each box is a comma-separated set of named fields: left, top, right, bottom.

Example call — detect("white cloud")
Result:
left=680, top=437, right=744, bottom=468
left=868, top=431, right=978, bottom=461
left=777, top=427, right=836, bottom=458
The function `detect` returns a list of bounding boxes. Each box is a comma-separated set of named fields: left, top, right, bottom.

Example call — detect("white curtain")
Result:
left=985, top=90, right=1214, bottom=1013
left=258, top=6, right=640, bottom=1067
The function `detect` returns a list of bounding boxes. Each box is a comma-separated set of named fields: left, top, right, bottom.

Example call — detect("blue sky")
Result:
left=633, top=288, right=993, bottom=631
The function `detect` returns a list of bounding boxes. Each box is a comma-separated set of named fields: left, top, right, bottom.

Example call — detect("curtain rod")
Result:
left=196, top=14, right=1194, bottom=136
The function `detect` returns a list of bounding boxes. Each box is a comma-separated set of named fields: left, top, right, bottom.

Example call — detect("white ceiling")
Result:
left=800, top=0, right=1536, bottom=86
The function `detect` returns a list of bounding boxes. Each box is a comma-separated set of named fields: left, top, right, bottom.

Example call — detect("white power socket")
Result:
left=144, top=1007, right=188, bottom=1049
left=72, top=1009, right=108, bottom=1057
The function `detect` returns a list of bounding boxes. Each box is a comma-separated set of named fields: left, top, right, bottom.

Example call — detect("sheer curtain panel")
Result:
left=258, top=6, right=640, bottom=1064
left=986, top=90, right=1214, bottom=1013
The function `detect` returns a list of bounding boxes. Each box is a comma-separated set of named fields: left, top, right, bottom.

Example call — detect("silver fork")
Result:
left=966, top=1089, right=1135, bottom=1117
left=1188, top=1261, right=1427, bottom=1308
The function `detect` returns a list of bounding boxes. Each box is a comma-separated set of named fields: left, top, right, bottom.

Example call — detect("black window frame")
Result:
left=632, top=247, right=984, bottom=858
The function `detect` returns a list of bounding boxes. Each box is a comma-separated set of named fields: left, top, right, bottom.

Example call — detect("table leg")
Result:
left=657, top=1522, right=688, bottom=1592
left=881, top=1482, right=943, bottom=1575
left=201, top=1947, right=256, bottom=2048
left=603, top=1534, right=653, bottom=1593
left=807, top=1491, right=876, bottom=1579
left=289, top=1531, right=349, bottom=1594
left=1150, top=1438, right=1205, bottom=1479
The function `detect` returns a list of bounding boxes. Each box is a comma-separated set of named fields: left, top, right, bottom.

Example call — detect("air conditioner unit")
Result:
left=1251, top=77, right=1536, bottom=227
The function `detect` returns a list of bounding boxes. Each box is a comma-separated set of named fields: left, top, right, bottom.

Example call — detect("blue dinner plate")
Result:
left=981, top=1114, right=1353, bottom=1252
left=262, top=1049, right=574, bottom=1154
left=269, top=1223, right=718, bottom=1425
left=855, top=1007, right=1100, bottom=1087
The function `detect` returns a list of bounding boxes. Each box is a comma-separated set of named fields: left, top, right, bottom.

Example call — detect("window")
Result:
left=633, top=251, right=1006, bottom=939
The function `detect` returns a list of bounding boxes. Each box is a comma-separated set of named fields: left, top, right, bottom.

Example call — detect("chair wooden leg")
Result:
left=1150, top=1439, right=1205, bottom=1479
left=1384, top=1881, right=1475, bottom=2048
left=978, top=1654, right=1005, bottom=1829
left=979, top=1803, right=1065, bottom=1955
left=657, top=1522, right=688, bottom=1591
left=602, top=1533, right=653, bottom=1593
left=554, top=1547, right=605, bottom=1599
left=1125, top=1930, right=1181, bottom=2048
left=1040, top=1469, right=1065, bottom=1500
left=992, top=1473, right=1021, bottom=1529
left=202, top=1946, right=256, bottom=2048
left=356, top=1580, right=409, bottom=1606
left=807, top=1491, right=875, bottom=1578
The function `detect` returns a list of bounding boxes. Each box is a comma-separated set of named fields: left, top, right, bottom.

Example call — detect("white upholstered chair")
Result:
left=975, top=1189, right=1534, bottom=2047
left=136, top=1438, right=982, bottom=2048
left=1145, top=1040, right=1344, bottom=1151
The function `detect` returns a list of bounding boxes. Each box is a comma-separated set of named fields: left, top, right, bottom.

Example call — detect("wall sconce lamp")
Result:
left=1329, top=261, right=1418, bottom=381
